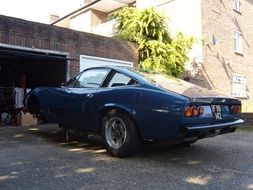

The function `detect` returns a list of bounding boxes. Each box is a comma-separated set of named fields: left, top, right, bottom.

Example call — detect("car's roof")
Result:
left=82, top=66, right=232, bottom=99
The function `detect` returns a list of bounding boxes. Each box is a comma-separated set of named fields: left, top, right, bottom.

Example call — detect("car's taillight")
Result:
left=192, top=107, right=199, bottom=117
left=184, top=106, right=192, bottom=117
left=184, top=106, right=205, bottom=117
left=231, top=105, right=242, bottom=114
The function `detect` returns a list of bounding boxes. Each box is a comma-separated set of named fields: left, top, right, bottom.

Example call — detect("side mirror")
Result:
left=61, top=82, right=66, bottom=87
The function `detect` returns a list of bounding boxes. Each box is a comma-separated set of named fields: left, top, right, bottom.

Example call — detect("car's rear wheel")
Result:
left=102, top=109, right=141, bottom=157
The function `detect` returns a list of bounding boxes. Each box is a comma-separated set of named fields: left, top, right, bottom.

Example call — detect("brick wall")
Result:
left=201, top=0, right=253, bottom=107
left=0, top=15, right=138, bottom=77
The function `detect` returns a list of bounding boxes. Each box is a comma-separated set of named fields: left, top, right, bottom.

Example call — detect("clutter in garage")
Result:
left=0, top=73, right=35, bottom=126
left=0, top=47, right=68, bottom=127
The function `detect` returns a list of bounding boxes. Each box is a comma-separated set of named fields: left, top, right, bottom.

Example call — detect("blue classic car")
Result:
left=25, top=66, right=244, bottom=157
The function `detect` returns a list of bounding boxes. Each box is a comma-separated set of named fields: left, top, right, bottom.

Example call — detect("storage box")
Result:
left=21, top=113, right=37, bottom=127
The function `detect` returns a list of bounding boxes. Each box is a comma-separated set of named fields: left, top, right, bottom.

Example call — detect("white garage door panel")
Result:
left=80, top=55, right=133, bottom=71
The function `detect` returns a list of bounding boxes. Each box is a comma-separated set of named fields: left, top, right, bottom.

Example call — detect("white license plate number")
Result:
left=211, top=105, right=223, bottom=120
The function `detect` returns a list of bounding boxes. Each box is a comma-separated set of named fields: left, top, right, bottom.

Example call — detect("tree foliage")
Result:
left=111, top=7, right=194, bottom=77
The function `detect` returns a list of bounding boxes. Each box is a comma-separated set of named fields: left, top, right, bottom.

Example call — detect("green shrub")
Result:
left=112, top=7, right=194, bottom=77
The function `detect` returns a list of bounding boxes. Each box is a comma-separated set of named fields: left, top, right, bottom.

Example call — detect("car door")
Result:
left=60, top=68, right=110, bottom=129
left=45, top=74, right=80, bottom=124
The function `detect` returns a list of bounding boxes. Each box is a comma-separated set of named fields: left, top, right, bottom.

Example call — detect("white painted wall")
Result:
left=92, top=19, right=116, bottom=37
left=137, top=0, right=203, bottom=65
left=136, top=0, right=161, bottom=8
left=70, top=11, right=91, bottom=32
left=80, top=55, right=133, bottom=71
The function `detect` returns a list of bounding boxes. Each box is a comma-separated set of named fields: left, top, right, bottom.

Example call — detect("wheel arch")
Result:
left=98, top=105, right=143, bottom=140
left=26, top=94, right=41, bottom=115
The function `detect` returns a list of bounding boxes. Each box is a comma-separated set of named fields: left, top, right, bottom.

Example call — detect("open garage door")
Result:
left=0, top=45, right=68, bottom=126
left=80, top=55, right=133, bottom=71
left=0, top=46, right=68, bottom=89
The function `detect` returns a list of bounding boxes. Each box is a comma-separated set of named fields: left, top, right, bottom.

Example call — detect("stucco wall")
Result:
left=69, top=10, right=92, bottom=33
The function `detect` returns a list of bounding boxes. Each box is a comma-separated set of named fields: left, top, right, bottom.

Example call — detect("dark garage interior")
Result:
left=0, top=46, right=68, bottom=126
left=0, top=47, right=68, bottom=88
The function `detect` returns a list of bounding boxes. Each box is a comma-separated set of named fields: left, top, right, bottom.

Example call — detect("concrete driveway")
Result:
left=0, top=124, right=253, bottom=190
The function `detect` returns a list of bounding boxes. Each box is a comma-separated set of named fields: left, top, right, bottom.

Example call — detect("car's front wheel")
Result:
left=102, top=110, right=141, bottom=157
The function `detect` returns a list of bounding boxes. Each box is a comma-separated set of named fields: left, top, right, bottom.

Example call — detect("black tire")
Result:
left=27, top=95, right=40, bottom=115
left=102, top=109, right=142, bottom=158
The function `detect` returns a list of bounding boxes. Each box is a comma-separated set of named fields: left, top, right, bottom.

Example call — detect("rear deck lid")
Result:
left=144, top=73, right=240, bottom=104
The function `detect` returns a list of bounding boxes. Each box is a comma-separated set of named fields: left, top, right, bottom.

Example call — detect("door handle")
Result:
left=86, top=93, right=94, bottom=98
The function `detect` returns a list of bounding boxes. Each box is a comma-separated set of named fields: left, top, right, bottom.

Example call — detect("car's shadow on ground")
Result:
left=22, top=124, right=225, bottom=163
left=28, top=124, right=105, bottom=152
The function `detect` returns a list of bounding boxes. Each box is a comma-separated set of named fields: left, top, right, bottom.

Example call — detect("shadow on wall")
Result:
left=215, top=53, right=231, bottom=79
left=213, top=0, right=250, bottom=48
left=232, top=17, right=250, bottom=48
left=185, top=38, right=238, bottom=93
left=183, top=59, right=214, bottom=90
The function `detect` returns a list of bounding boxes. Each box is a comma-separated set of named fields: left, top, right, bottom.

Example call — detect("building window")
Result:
left=233, top=0, right=241, bottom=12
left=234, top=31, right=242, bottom=54
left=232, top=74, right=247, bottom=98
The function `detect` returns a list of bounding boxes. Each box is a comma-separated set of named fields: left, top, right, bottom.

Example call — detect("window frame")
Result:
left=105, top=70, right=139, bottom=88
left=233, top=0, right=241, bottom=13
left=77, top=68, right=110, bottom=88
left=234, top=31, right=243, bottom=54
left=231, top=73, right=247, bottom=98
left=64, top=68, right=110, bottom=89
left=63, top=73, right=82, bottom=88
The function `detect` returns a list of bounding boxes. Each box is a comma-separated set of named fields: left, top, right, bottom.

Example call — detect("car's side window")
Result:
left=75, top=69, right=109, bottom=88
left=108, top=72, right=138, bottom=87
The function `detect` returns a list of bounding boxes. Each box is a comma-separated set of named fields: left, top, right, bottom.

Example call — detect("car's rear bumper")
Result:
left=185, top=119, right=244, bottom=131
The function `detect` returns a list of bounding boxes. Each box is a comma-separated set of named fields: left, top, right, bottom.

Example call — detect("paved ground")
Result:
left=0, top=124, right=253, bottom=190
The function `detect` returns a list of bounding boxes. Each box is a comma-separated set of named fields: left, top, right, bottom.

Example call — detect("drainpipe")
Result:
left=51, top=0, right=102, bottom=25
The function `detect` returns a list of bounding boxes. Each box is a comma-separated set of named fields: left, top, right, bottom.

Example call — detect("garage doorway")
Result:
left=0, top=45, right=68, bottom=89
left=80, top=55, right=133, bottom=71
left=0, top=45, right=68, bottom=126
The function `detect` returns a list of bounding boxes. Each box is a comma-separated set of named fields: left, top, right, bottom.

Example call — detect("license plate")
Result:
left=211, top=105, right=223, bottom=120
